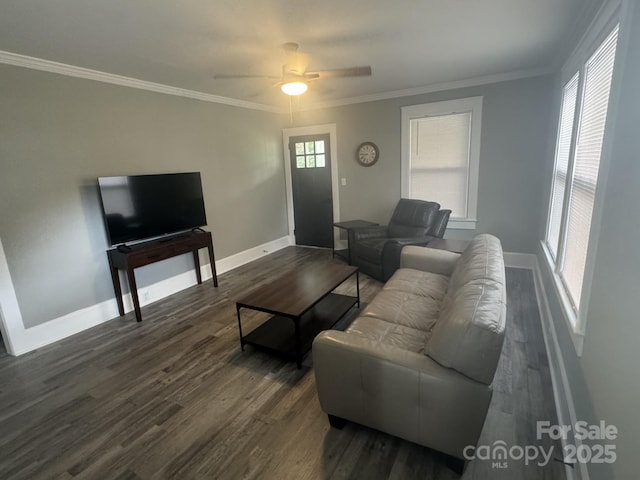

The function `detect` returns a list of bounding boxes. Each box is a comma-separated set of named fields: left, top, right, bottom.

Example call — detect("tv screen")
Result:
left=98, top=172, right=207, bottom=246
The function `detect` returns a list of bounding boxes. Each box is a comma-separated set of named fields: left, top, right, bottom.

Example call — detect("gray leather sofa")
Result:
left=313, top=234, right=506, bottom=460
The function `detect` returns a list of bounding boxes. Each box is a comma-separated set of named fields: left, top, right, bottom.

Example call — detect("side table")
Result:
left=333, top=220, right=378, bottom=264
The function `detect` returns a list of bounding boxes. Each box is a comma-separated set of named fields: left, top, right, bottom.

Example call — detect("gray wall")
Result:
left=536, top=3, right=640, bottom=479
left=294, top=74, right=554, bottom=253
left=0, top=63, right=555, bottom=332
left=0, top=64, right=288, bottom=328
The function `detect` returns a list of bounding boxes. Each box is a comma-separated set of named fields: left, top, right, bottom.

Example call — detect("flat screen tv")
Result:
left=98, top=172, right=207, bottom=246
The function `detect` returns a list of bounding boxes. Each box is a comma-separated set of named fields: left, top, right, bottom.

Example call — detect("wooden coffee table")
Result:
left=235, top=263, right=359, bottom=368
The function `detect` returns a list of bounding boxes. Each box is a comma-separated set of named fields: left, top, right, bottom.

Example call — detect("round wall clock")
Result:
left=356, top=142, right=379, bottom=166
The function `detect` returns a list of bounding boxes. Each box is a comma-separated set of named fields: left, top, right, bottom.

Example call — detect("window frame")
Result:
left=542, top=8, right=622, bottom=356
left=401, top=96, right=483, bottom=229
left=545, top=72, right=580, bottom=264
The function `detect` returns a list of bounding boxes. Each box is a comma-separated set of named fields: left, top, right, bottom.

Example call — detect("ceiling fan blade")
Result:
left=213, top=74, right=280, bottom=80
left=310, top=82, right=334, bottom=95
left=311, top=66, right=372, bottom=78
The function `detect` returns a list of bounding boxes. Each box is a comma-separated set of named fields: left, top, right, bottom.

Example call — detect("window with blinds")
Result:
left=409, top=112, right=471, bottom=217
left=546, top=73, right=579, bottom=259
left=545, top=24, right=619, bottom=315
left=401, top=97, right=482, bottom=227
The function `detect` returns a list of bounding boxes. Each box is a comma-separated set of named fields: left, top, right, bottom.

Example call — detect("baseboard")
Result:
left=214, top=235, right=292, bottom=275
left=8, top=298, right=120, bottom=355
left=532, top=258, right=588, bottom=480
left=503, top=251, right=538, bottom=269
left=500, top=252, right=584, bottom=480
left=3, top=235, right=291, bottom=356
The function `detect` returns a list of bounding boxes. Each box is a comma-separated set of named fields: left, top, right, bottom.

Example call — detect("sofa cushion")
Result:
left=383, top=268, right=449, bottom=301
left=359, top=289, right=441, bottom=332
left=346, top=316, right=431, bottom=353
left=426, top=277, right=506, bottom=385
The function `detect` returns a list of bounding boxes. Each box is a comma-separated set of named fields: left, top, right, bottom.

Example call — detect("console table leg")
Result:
left=193, top=250, right=202, bottom=284
left=126, top=267, right=142, bottom=323
left=108, top=254, right=125, bottom=316
left=208, top=241, right=218, bottom=287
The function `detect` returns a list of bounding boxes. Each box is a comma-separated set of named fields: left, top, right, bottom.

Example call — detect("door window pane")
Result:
left=293, top=139, right=327, bottom=169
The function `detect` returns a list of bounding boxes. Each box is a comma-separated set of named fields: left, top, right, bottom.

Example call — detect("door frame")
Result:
left=283, top=124, right=340, bottom=246
left=0, top=236, right=22, bottom=355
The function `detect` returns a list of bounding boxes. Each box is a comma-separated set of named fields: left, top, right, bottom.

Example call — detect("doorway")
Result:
left=283, top=124, right=340, bottom=248
left=288, top=134, right=333, bottom=247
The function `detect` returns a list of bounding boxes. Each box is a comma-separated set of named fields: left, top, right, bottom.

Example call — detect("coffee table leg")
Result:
left=236, top=304, right=245, bottom=351
left=356, top=271, right=360, bottom=308
left=294, top=317, right=302, bottom=369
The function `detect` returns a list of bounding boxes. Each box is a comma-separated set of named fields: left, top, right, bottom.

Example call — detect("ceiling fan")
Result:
left=213, top=42, right=372, bottom=96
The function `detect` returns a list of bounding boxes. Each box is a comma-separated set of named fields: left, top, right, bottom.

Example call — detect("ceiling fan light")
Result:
left=281, top=81, right=308, bottom=95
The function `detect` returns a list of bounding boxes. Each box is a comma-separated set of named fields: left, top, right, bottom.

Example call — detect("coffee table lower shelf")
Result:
left=240, top=293, right=358, bottom=368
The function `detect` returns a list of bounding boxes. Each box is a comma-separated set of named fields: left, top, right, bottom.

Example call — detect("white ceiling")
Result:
left=0, top=0, right=603, bottom=109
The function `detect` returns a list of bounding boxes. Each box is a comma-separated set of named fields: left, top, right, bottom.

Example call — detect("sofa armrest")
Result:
left=400, top=245, right=460, bottom=276
left=312, top=330, right=492, bottom=459
left=381, top=236, right=435, bottom=281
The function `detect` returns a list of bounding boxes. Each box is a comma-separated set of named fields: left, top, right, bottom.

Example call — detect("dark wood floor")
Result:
left=0, top=247, right=564, bottom=479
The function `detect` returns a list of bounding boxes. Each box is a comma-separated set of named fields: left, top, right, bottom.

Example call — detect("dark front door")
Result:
left=289, top=134, right=333, bottom=248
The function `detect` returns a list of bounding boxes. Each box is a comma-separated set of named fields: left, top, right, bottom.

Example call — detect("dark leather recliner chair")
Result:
left=349, top=199, right=451, bottom=282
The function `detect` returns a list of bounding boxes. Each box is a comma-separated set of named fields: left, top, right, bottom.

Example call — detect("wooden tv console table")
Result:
left=107, top=230, right=218, bottom=322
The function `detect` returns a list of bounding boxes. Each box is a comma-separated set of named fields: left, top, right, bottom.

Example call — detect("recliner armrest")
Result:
left=384, top=236, right=434, bottom=249
left=381, top=236, right=434, bottom=280
left=429, top=209, right=452, bottom=238
left=349, top=225, right=388, bottom=241
left=400, top=245, right=460, bottom=276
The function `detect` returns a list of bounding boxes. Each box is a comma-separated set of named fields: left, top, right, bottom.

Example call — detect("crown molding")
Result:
left=299, top=66, right=555, bottom=111
left=552, top=0, right=621, bottom=72
left=0, top=50, right=279, bottom=113
left=0, top=50, right=555, bottom=114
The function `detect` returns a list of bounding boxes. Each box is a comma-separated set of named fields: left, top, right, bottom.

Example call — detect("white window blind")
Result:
left=546, top=73, right=579, bottom=259
left=560, top=25, right=619, bottom=308
left=409, top=112, right=471, bottom=218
